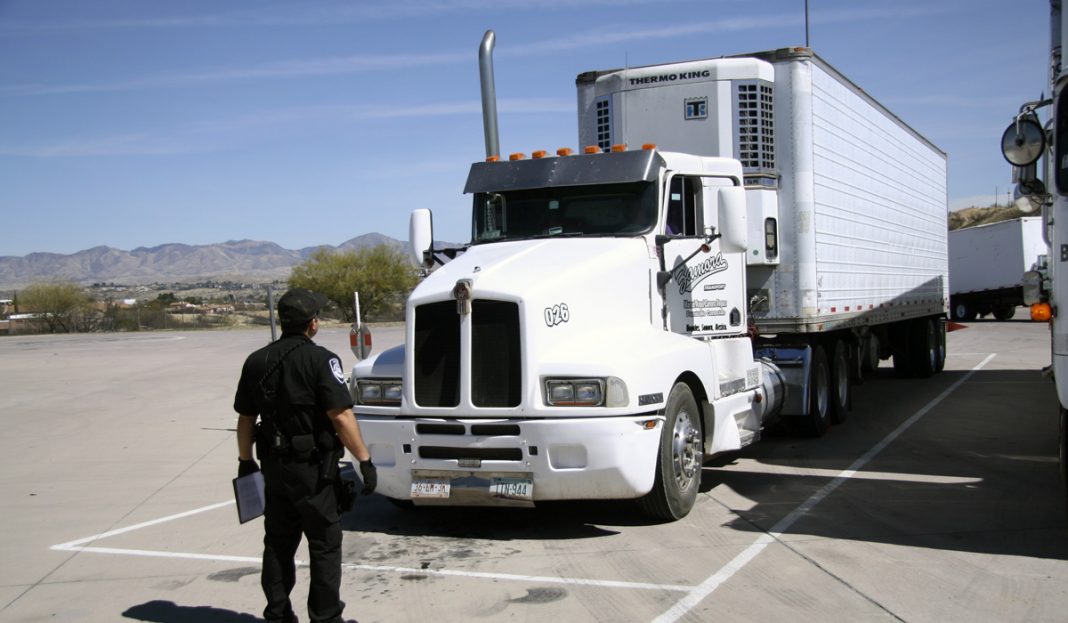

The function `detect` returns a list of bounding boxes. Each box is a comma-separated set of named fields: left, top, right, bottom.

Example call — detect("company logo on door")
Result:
left=673, top=252, right=728, bottom=294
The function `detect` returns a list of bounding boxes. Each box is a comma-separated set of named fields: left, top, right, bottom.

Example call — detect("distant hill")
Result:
left=949, top=204, right=1032, bottom=230
left=0, top=233, right=410, bottom=289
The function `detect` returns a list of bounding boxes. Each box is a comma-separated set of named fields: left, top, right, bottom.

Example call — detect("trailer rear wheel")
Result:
left=993, top=305, right=1017, bottom=321
left=641, top=382, right=703, bottom=521
left=911, top=317, right=937, bottom=378
left=862, top=334, right=880, bottom=373
left=934, top=318, right=947, bottom=373
left=892, top=321, right=913, bottom=378
left=830, top=339, right=851, bottom=424
left=801, top=345, right=831, bottom=437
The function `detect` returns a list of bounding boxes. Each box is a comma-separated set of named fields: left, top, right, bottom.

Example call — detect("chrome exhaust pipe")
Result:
left=479, top=30, right=500, bottom=160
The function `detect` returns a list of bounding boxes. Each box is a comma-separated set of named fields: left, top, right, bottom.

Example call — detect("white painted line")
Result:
left=51, top=501, right=234, bottom=550
left=51, top=500, right=691, bottom=593
left=56, top=546, right=261, bottom=564
left=652, top=353, right=998, bottom=623
left=341, top=562, right=693, bottom=592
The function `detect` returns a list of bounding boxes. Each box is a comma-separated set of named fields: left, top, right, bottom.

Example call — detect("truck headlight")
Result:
left=356, top=379, right=402, bottom=406
left=544, top=377, right=627, bottom=407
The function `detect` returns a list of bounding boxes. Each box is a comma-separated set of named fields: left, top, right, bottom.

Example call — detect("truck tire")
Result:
left=862, top=334, right=880, bottom=373
left=910, top=317, right=937, bottom=378
left=892, top=321, right=913, bottom=378
left=830, top=339, right=851, bottom=424
left=641, top=382, right=703, bottom=521
left=801, top=345, right=831, bottom=437
left=993, top=305, right=1017, bottom=321
left=952, top=301, right=977, bottom=322
left=934, top=318, right=947, bottom=373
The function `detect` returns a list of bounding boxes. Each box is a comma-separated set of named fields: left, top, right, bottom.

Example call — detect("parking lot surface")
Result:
left=0, top=320, right=1065, bottom=622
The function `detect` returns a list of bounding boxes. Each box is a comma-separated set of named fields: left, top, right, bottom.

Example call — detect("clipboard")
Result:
left=233, top=471, right=266, bottom=524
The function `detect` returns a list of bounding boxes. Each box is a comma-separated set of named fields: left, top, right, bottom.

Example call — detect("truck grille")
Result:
left=413, top=299, right=521, bottom=408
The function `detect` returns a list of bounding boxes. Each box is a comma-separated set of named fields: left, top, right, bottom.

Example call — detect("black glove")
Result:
left=238, top=459, right=260, bottom=478
left=359, top=460, right=377, bottom=495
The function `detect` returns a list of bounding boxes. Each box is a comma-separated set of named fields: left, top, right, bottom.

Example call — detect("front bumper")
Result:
left=356, top=414, right=664, bottom=505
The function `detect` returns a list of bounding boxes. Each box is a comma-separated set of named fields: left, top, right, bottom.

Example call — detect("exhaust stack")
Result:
left=479, top=30, right=500, bottom=160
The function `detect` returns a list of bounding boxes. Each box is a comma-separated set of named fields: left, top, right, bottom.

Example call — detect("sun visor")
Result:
left=464, top=149, right=664, bottom=194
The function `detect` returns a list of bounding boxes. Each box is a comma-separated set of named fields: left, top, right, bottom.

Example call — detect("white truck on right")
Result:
left=1000, top=0, right=1068, bottom=499
left=949, top=217, right=1046, bottom=321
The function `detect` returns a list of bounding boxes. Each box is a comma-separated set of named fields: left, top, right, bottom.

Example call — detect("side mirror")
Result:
left=716, top=186, right=747, bottom=252
left=409, top=209, right=434, bottom=269
left=1001, top=117, right=1046, bottom=167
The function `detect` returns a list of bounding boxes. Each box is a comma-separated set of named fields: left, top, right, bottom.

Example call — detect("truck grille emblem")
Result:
left=452, top=279, right=474, bottom=315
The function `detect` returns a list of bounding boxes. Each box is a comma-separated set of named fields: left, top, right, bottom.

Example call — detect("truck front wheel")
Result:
left=641, top=382, right=703, bottom=521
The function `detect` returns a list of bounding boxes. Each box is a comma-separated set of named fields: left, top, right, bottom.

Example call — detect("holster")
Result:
left=254, top=424, right=316, bottom=462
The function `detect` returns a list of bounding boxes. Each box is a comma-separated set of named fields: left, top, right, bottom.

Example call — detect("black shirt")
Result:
left=233, top=334, right=353, bottom=437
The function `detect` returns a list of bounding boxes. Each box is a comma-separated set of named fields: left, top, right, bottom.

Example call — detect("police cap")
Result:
left=278, top=288, right=329, bottom=325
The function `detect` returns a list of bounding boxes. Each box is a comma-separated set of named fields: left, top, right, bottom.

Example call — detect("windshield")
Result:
left=472, top=182, right=658, bottom=243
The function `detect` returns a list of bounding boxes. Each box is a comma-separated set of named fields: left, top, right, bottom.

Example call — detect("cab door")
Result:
left=661, top=174, right=746, bottom=338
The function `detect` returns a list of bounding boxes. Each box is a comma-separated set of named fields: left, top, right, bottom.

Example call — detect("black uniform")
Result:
left=234, top=333, right=354, bottom=623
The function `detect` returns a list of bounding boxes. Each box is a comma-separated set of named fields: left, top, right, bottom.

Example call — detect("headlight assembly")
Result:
left=356, top=379, right=402, bottom=406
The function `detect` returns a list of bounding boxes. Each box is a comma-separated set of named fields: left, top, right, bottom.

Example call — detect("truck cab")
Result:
left=350, top=145, right=783, bottom=520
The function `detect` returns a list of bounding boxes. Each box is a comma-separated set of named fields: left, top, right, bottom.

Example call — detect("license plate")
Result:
left=411, top=479, right=450, bottom=499
left=490, top=477, right=533, bottom=501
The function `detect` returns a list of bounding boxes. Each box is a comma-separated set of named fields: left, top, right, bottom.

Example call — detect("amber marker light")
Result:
left=1031, top=302, right=1053, bottom=322
left=584, top=145, right=600, bottom=154
left=509, top=153, right=525, bottom=161
left=486, top=155, right=500, bottom=162
left=557, top=147, right=573, bottom=156
left=642, top=143, right=657, bottom=150
left=610, top=143, right=627, bottom=152
left=532, top=150, right=547, bottom=159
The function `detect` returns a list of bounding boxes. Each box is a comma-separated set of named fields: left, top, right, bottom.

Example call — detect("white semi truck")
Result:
left=1000, top=0, right=1068, bottom=499
left=349, top=34, right=948, bottom=520
left=949, top=217, right=1047, bottom=321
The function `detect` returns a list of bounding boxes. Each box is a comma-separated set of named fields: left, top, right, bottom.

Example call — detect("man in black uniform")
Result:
left=234, top=288, right=377, bottom=623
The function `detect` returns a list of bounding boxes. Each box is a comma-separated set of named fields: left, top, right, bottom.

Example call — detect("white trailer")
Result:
left=948, top=217, right=1046, bottom=321
left=577, top=47, right=949, bottom=422
left=349, top=37, right=947, bottom=520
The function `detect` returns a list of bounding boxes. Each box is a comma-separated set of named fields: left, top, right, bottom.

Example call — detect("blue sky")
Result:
left=0, top=0, right=1050, bottom=257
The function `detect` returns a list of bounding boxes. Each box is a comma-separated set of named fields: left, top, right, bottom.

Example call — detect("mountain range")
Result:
left=0, top=233, right=408, bottom=289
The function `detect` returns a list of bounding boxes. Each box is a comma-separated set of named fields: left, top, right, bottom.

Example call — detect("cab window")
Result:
left=666, top=176, right=702, bottom=236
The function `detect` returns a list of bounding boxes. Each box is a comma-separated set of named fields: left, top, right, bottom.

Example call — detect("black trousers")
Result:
left=261, top=456, right=344, bottom=623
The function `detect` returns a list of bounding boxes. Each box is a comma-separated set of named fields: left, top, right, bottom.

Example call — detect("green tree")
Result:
left=288, top=245, right=418, bottom=322
left=18, top=282, right=95, bottom=333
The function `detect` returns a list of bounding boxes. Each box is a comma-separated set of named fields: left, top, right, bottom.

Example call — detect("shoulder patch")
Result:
left=329, top=358, right=345, bottom=384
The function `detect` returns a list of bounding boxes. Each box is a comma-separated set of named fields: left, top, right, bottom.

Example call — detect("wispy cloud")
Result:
left=2, top=4, right=945, bottom=98
left=505, top=6, right=947, bottom=55
left=0, top=52, right=469, bottom=97
left=0, top=97, right=572, bottom=157
left=0, top=0, right=688, bottom=34
left=0, top=133, right=216, bottom=158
